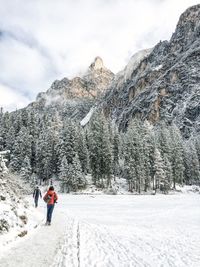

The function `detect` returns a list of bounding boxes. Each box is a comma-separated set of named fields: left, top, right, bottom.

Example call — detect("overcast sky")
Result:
left=0, top=0, right=199, bottom=111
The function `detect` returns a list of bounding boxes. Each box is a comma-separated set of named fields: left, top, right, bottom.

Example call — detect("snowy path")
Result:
left=0, top=194, right=200, bottom=267
left=0, top=199, right=67, bottom=267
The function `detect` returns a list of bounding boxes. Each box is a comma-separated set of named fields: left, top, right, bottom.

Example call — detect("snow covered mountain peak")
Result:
left=115, top=48, right=152, bottom=85
left=29, top=55, right=114, bottom=121
left=100, top=4, right=200, bottom=137
left=170, top=4, right=200, bottom=52
left=89, top=56, right=105, bottom=71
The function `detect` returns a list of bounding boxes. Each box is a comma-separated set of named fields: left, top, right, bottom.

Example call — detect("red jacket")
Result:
left=44, top=190, right=58, bottom=205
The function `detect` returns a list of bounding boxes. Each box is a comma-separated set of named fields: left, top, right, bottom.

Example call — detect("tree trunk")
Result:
left=173, top=177, right=176, bottom=189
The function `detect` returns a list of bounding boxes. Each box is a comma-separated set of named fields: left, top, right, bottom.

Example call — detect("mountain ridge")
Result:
left=97, top=4, right=200, bottom=137
left=6, top=4, right=200, bottom=137
left=26, top=57, right=114, bottom=121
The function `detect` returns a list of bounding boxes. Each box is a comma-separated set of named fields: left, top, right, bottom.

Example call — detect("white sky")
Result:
left=0, top=0, right=199, bottom=111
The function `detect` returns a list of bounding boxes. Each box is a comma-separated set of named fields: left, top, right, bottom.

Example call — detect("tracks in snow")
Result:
left=52, top=217, right=150, bottom=267
left=52, top=215, right=200, bottom=267
left=77, top=223, right=80, bottom=267
left=52, top=218, right=79, bottom=267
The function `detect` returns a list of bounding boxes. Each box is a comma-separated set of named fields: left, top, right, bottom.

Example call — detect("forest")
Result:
left=0, top=108, right=200, bottom=194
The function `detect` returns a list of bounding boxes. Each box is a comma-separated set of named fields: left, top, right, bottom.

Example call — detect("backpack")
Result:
left=43, top=194, right=52, bottom=204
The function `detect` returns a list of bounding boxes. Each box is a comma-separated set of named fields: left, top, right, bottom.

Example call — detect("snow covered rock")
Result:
left=100, top=4, right=200, bottom=137
left=0, top=151, right=9, bottom=173
left=80, top=107, right=95, bottom=126
left=89, top=56, right=104, bottom=70
left=0, top=169, right=36, bottom=248
left=28, top=57, right=114, bottom=122
left=116, top=49, right=152, bottom=84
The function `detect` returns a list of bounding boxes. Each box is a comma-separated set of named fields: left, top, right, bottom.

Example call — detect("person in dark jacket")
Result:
left=33, top=186, right=42, bottom=208
left=43, top=186, right=58, bottom=226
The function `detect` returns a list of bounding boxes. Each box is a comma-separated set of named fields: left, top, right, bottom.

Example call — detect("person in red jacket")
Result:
left=43, top=186, right=58, bottom=225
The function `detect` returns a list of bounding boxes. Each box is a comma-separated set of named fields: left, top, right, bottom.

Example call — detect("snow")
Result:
left=116, top=49, right=152, bottom=84
left=176, top=184, right=200, bottom=193
left=152, top=64, right=163, bottom=71
left=0, top=193, right=199, bottom=267
left=75, top=176, right=129, bottom=195
left=80, top=107, right=95, bottom=126
left=0, top=200, right=44, bottom=258
left=0, top=151, right=9, bottom=173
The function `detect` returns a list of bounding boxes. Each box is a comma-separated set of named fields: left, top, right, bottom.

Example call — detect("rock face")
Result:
left=30, top=57, right=114, bottom=120
left=100, top=4, right=200, bottom=137
left=89, top=56, right=104, bottom=70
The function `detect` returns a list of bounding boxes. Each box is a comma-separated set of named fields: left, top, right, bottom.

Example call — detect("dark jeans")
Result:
left=34, top=197, right=39, bottom=208
left=47, top=204, right=55, bottom=223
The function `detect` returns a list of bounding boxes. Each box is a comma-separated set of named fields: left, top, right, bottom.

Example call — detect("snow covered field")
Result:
left=0, top=193, right=200, bottom=267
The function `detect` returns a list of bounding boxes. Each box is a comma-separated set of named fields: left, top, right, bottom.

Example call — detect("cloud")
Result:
left=0, top=83, right=31, bottom=111
left=0, top=0, right=199, bottom=111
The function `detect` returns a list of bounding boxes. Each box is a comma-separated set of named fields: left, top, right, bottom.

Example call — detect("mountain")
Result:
left=28, top=56, right=114, bottom=121
left=0, top=4, right=200, bottom=199
left=98, top=4, right=200, bottom=137
left=17, top=4, right=200, bottom=138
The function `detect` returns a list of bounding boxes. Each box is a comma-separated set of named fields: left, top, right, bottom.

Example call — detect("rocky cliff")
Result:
left=100, top=4, right=200, bottom=137
left=28, top=57, right=114, bottom=121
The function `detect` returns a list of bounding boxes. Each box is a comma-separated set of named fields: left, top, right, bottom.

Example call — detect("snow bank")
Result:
left=71, top=175, right=129, bottom=195
left=80, top=107, right=95, bottom=126
left=152, top=64, right=163, bottom=71
left=0, top=173, right=44, bottom=257
left=176, top=185, right=200, bottom=194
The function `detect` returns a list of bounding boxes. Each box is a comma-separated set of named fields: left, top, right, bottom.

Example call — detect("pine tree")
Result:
left=35, top=132, right=45, bottom=184
left=142, top=125, right=156, bottom=192
left=170, top=125, right=185, bottom=188
left=13, top=111, right=23, bottom=134
left=72, top=154, right=86, bottom=191
left=21, top=109, right=29, bottom=128
left=59, top=156, right=71, bottom=192
left=156, top=124, right=174, bottom=186
left=5, top=126, right=16, bottom=152
left=21, top=156, right=32, bottom=182
left=163, top=153, right=173, bottom=189
left=87, top=114, right=112, bottom=188
left=27, top=111, right=38, bottom=172
left=35, top=129, right=56, bottom=183
left=194, top=136, right=200, bottom=167
left=57, top=120, right=78, bottom=170
left=77, top=129, right=89, bottom=174
left=101, top=117, right=112, bottom=187
left=87, top=115, right=102, bottom=185
left=0, top=112, right=10, bottom=149
left=10, top=127, right=32, bottom=173
left=43, top=130, right=56, bottom=181
left=157, top=124, right=172, bottom=161
left=153, top=148, right=166, bottom=194
left=184, top=142, right=200, bottom=185
left=112, top=132, right=120, bottom=180
left=123, top=120, right=146, bottom=193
